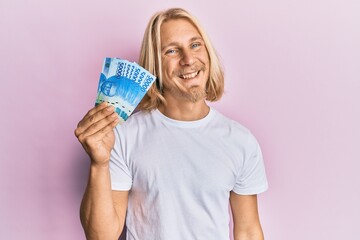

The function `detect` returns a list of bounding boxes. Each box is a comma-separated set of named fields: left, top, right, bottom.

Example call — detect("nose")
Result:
left=179, top=49, right=195, bottom=66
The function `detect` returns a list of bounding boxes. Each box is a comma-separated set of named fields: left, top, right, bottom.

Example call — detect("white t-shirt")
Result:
left=110, top=108, right=268, bottom=240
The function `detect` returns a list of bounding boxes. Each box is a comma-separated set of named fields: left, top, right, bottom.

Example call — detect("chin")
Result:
left=185, top=86, right=207, bottom=102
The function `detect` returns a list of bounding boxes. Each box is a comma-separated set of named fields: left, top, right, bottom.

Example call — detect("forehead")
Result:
left=160, top=18, right=202, bottom=45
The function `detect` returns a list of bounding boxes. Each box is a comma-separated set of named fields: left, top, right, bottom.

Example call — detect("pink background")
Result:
left=1, top=0, right=359, bottom=239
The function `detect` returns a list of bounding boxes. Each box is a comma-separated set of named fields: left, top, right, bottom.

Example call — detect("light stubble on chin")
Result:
left=164, top=85, right=207, bottom=103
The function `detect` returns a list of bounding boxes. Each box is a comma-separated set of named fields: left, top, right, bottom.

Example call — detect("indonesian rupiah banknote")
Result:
left=95, top=58, right=156, bottom=124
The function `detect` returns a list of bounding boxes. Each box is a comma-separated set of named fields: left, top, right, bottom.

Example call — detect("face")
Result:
left=101, top=81, right=116, bottom=96
left=160, top=18, right=210, bottom=102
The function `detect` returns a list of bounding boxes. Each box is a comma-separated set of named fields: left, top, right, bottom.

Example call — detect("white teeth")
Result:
left=181, top=71, right=198, bottom=79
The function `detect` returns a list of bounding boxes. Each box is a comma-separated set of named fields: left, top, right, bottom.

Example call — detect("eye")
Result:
left=191, top=42, right=201, bottom=49
left=165, top=49, right=177, bottom=55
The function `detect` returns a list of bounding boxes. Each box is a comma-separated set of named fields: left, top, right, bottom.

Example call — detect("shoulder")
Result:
left=126, top=109, right=153, bottom=123
left=120, top=109, right=154, bottom=126
left=114, top=109, right=155, bottom=135
left=211, top=108, right=250, bottom=135
left=210, top=108, right=260, bottom=149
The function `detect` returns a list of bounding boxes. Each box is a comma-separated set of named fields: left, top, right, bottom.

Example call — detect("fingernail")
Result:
left=107, top=106, right=114, bottom=111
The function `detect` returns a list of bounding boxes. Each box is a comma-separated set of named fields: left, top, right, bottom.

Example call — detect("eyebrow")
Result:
left=161, top=36, right=204, bottom=51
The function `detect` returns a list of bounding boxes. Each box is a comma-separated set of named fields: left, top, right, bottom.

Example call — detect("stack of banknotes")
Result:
left=95, top=58, right=156, bottom=124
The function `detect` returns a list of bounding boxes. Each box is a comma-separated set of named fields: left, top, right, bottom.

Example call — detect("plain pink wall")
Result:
left=1, top=0, right=359, bottom=239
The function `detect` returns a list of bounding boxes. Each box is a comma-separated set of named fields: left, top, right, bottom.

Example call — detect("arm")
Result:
left=230, top=192, right=264, bottom=240
left=80, top=165, right=128, bottom=239
left=75, top=102, right=128, bottom=239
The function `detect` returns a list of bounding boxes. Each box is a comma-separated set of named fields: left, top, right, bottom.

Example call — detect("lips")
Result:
left=179, top=71, right=199, bottom=79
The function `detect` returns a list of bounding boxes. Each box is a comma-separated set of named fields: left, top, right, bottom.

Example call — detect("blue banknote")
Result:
left=95, top=58, right=156, bottom=124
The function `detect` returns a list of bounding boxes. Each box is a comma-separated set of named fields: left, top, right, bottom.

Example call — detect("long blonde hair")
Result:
left=138, top=8, right=224, bottom=110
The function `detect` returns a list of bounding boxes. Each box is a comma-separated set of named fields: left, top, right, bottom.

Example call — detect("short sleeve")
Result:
left=109, top=125, right=133, bottom=191
left=232, top=133, right=268, bottom=195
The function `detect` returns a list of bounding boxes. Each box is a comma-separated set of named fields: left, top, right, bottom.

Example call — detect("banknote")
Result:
left=95, top=58, right=156, bottom=124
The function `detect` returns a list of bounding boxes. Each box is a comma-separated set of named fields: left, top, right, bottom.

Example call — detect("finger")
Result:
left=78, top=117, right=119, bottom=144
left=82, top=102, right=109, bottom=124
left=75, top=105, right=115, bottom=137
left=75, top=102, right=108, bottom=132
left=91, top=117, right=119, bottom=142
left=83, top=104, right=116, bottom=125
left=78, top=112, right=119, bottom=140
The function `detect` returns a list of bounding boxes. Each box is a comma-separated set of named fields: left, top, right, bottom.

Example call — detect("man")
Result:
left=75, top=8, right=268, bottom=240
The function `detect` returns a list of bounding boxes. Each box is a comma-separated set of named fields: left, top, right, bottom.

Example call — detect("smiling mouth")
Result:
left=179, top=71, right=200, bottom=79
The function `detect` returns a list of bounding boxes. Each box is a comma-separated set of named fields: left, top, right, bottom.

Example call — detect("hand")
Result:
left=74, top=102, right=119, bottom=166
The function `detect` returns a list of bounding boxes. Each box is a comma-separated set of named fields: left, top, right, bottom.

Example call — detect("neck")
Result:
left=158, top=96, right=210, bottom=121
